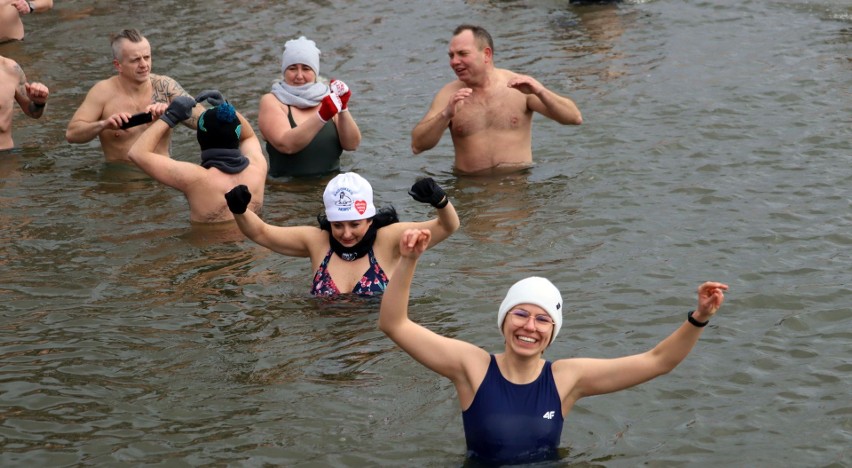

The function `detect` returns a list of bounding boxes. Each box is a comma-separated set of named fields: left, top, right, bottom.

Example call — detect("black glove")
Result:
left=408, top=177, right=448, bottom=209
left=225, top=185, right=252, bottom=214
left=159, top=96, right=197, bottom=128
left=195, top=89, right=226, bottom=107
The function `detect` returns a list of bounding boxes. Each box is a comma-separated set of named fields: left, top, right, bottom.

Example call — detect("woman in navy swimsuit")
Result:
left=380, top=228, right=728, bottom=465
left=225, top=173, right=459, bottom=298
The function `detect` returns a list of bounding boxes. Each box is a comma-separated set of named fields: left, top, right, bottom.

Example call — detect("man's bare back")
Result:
left=128, top=99, right=267, bottom=224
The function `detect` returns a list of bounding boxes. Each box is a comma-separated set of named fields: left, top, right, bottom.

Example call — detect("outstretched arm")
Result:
left=225, top=186, right=316, bottom=257
left=509, top=74, right=582, bottom=125
left=559, top=282, right=728, bottom=400
left=379, top=229, right=486, bottom=383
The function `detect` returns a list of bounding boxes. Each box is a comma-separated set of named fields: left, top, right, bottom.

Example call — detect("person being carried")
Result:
left=65, top=28, right=204, bottom=163
left=225, top=172, right=459, bottom=297
left=127, top=90, right=267, bottom=224
left=380, top=228, right=729, bottom=465
left=258, top=36, right=361, bottom=178
left=411, top=24, right=583, bottom=175
left=0, top=0, right=53, bottom=43
left=0, top=53, right=48, bottom=150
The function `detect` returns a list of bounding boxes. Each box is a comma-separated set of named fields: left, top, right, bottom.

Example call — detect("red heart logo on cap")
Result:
left=354, top=200, right=367, bottom=214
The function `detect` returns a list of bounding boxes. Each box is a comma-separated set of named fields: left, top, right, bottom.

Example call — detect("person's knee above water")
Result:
left=225, top=172, right=460, bottom=298
left=259, top=36, right=362, bottom=178
left=379, top=229, right=729, bottom=464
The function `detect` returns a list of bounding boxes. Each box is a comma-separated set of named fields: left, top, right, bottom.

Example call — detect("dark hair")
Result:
left=110, top=29, right=146, bottom=60
left=453, top=24, right=494, bottom=53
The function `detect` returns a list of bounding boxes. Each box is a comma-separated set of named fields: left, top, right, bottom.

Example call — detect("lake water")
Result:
left=2, top=0, right=850, bottom=466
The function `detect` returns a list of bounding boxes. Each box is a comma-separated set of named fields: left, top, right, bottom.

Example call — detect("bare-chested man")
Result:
left=66, top=28, right=203, bottom=163
left=0, top=54, right=48, bottom=150
left=411, top=25, right=582, bottom=175
left=0, top=0, right=53, bottom=43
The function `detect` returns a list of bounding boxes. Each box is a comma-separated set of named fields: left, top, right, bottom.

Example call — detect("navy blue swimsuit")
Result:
left=462, top=355, right=564, bottom=465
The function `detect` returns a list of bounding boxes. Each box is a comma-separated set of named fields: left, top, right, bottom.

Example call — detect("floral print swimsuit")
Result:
left=311, top=249, right=389, bottom=297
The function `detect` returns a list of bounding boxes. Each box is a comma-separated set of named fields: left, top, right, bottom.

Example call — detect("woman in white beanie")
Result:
left=224, top=173, right=459, bottom=297
left=380, top=228, right=729, bottom=465
left=258, top=36, right=362, bottom=178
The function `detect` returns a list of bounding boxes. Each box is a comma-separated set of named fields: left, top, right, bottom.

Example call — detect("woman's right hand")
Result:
left=399, top=229, right=431, bottom=259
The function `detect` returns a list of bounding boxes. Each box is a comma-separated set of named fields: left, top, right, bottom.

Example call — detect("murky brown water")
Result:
left=2, top=0, right=850, bottom=465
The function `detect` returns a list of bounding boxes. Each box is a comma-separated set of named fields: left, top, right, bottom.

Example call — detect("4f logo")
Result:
left=542, top=411, right=555, bottom=420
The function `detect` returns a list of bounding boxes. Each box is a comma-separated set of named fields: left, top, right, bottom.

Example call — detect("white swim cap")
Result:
left=497, top=277, right=563, bottom=342
left=323, top=172, right=376, bottom=222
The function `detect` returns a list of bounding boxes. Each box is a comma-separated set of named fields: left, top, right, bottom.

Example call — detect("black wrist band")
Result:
left=687, top=310, right=709, bottom=327
left=434, top=196, right=448, bottom=209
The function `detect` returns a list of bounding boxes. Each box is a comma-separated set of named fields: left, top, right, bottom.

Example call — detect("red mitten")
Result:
left=317, top=93, right=343, bottom=122
left=330, top=79, right=351, bottom=110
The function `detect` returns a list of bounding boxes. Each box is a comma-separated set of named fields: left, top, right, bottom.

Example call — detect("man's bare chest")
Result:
left=452, top=97, right=529, bottom=137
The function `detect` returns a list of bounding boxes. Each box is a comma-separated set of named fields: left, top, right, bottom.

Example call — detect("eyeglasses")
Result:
left=508, top=309, right=555, bottom=332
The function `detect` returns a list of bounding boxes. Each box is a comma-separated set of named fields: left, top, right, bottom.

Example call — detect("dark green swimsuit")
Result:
left=267, top=105, right=342, bottom=178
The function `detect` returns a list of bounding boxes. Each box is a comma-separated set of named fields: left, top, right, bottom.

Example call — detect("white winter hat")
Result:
left=281, top=36, right=320, bottom=75
left=323, top=172, right=376, bottom=222
left=498, top=277, right=563, bottom=342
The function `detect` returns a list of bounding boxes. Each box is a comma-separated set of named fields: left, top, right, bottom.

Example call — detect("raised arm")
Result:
left=558, top=282, right=728, bottom=401
left=379, top=229, right=487, bottom=383
left=235, top=111, right=267, bottom=173
left=334, top=108, right=361, bottom=151
left=327, top=79, right=361, bottom=151
left=405, top=177, right=460, bottom=247
left=127, top=97, right=203, bottom=190
left=225, top=186, right=317, bottom=257
left=508, top=74, right=582, bottom=125
left=152, top=76, right=201, bottom=130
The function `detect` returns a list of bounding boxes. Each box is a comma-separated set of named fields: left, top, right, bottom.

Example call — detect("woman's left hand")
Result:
left=399, top=229, right=431, bottom=259
left=695, top=282, right=729, bottom=319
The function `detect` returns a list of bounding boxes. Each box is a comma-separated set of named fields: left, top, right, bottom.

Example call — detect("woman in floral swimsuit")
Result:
left=225, top=172, right=459, bottom=298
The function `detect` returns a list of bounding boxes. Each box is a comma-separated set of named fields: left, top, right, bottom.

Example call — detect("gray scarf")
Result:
left=270, top=81, right=329, bottom=108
